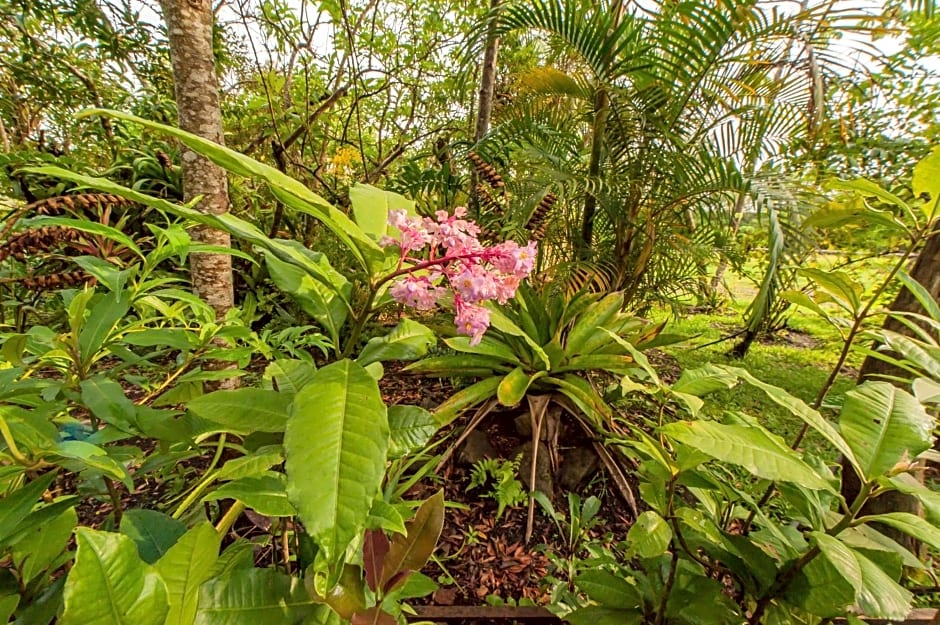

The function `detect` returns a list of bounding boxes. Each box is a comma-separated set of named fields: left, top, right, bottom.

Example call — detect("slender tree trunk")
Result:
left=579, top=88, right=609, bottom=257
left=841, top=226, right=940, bottom=554
left=470, top=0, right=501, bottom=220
left=474, top=0, right=501, bottom=144
left=159, top=0, right=234, bottom=318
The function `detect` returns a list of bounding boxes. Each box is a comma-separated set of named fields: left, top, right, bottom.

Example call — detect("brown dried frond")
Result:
left=0, top=227, right=83, bottom=262
left=24, top=193, right=134, bottom=218
left=1, top=193, right=135, bottom=242
left=156, top=150, right=173, bottom=169
left=475, top=183, right=504, bottom=219
left=18, top=270, right=93, bottom=291
left=468, top=151, right=505, bottom=192
left=525, top=193, right=556, bottom=242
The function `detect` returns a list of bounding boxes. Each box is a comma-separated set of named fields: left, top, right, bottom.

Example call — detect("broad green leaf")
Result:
left=778, top=289, right=835, bottom=323
left=566, top=606, right=644, bottom=625
left=912, top=146, right=940, bottom=222
left=119, top=509, right=187, bottom=564
left=837, top=518, right=924, bottom=569
left=839, top=382, right=933, bottom=480
left=0, top=472, right=57, bottom=545
left=855, top=549, right=913, bottom=619
left=487, top=305, right=550, bottom=369
left=0, top=595, right=17, bottom=624
left=664, top=421, right=831, bottom=490
left=387, top=405, right=438, bottom=458
left=830, top=178, right=915, bottom=222
left=12, top=507, right=76, bottom=584
left=880, top=473, right=940, bottom=523
left=626, top=510, right=672, bottom=559
left=215, top=449, right=284, bottom=481
left=564, top=293, right=623, bottom=358
left=285, top=360, right=389, bottom=563
left=349, top=183, right=415, bottom=239
left=203, top=473, right=296, bottom=517
left=720, top=366, right=859, bottom=468
left=195, top=568, right=316, bottom=625
left=186, top=389, right=291, bottom=434
left=856, top=512, right=940, bottom=551
left=31, top=216, right=143, bottom=259
left=264, top=359, right=316, bottom=395
left=803, top=205, right=909, bottom=234
left=55, top=441, right=131, bottom=485
left=798, top=267, right=863, bottom=315
left=786, top=546, right=856, bottom=617
left=356, top=319, right=435, bottom=367
left=811, top=533, right=862, bottom=593
left=61, top=528, right=168, bottom=625
left=264, top=250, right=350, bottom=346
left=123, top=329, right=193, bottom=351
left=672, top=364, right=739, bottom=396
left=403, top=354, right=509, bottom=376
left=497, top=366, right=536, bottom=407
left=80, top=376, right=137, bottom=431
left=78, top=292, right=131, bottom=364
left=546, top=374, right=612, bottom=423
left=897, top=270, right=940, bottom=321
left=155, top=523, right=220, bottom=625
left=379, top=490, right=444, bottom=591
left=575, top=570, right=642, bottom=609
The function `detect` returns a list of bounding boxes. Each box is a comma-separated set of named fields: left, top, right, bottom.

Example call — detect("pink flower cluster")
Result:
left=381, top=207, right=537, bottom=345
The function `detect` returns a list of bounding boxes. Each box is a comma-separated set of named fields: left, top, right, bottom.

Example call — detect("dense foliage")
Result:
left=0, top=1, right=939, bottom=624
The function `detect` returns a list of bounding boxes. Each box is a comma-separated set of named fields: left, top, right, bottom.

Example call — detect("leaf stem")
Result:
left=216, top=501, right=245, bottom=536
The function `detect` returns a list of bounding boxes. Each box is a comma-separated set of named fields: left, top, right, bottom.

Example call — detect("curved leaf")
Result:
left=432, top=377, right=501, bottom=426
left=356, top=319, right=435, bottom=367
left=379, top=490, right=444, bottom=592
left=195, top=568, right=316, bottom=625
left=285, top=360, right=389, bottom=563
left=497, top=366, right=536, bottom=407
left=388, top=406, right=439, bottom=458
left=76, top=109, right=382, bottom=270
left=839, top=382, right=933, bottom=480
left=186, top=389, right=291, bottom=434
left=626, top=511, right=672, bottom=559
left=203, top=473, right=296, bottom=517
left=61, top=528, right=168, bottom=625
left=664, top=420, right=831, bottom=490
left=119, top=509, right=186, bottom=564
left=155, top=523, right=220, bottom=625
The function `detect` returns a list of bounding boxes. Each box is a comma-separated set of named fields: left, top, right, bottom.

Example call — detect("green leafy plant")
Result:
left=408, top=284, right=667, bottom=538
left=467, top=456, right=528, bottom=519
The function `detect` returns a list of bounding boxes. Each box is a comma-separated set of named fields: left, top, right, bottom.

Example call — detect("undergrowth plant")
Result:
left=467, top=456, right=528, bottom=520
left=0, top=107, right=542, bottom=625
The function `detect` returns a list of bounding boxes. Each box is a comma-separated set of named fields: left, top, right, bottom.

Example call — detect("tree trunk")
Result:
left=579, top=88, right=609, bottom=258
left=474, top=0, right=501, bottom=144
left=470, top=0, right=501, bottom=220
left=159, top=0, right=234, bottom=319
left=840, top=226, right=940, bottom=554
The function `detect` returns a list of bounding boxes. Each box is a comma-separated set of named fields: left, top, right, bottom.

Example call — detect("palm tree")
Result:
left=467, top=0, right=830, bottom=311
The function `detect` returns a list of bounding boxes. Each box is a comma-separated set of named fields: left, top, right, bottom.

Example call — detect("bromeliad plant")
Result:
left=405, top=285, right=669, bottom=539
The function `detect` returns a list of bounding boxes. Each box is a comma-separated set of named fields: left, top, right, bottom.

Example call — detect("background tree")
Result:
left=158, top=0, right=234, bottom=318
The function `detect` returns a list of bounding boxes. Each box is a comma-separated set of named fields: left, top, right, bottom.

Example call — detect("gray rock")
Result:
left=457, top=430, right=497, bottom=466
left=513, top=405, right=563, bottom=442
left=514, top=441, right=553, bottom=496
left=558, top=446, right=599, bottom=491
